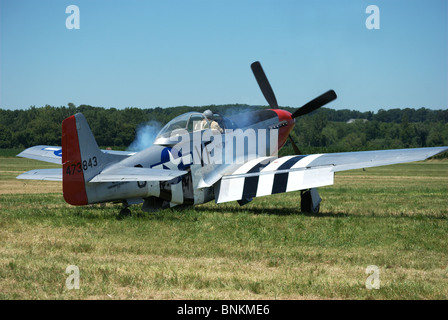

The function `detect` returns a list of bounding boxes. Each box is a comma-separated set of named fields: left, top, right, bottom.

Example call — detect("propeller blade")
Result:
left=292, top=90, right=337, bottom=119
left=288, top=135, right=301, bottom=155
left=251, top=61, right=279, bottom=109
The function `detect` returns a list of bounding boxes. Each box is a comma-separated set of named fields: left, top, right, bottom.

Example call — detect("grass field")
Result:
left=0, top=154, right=447, bottom=299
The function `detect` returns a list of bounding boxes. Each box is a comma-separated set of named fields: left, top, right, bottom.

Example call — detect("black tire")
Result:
left=301, top=190, right=320, bottom=214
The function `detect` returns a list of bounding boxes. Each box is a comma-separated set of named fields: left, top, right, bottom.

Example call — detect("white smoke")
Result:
left=127, top=120, right=163, bottom=151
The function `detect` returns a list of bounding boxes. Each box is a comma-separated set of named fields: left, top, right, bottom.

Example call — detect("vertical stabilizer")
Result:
left=62, top=113, right=104, bottom=205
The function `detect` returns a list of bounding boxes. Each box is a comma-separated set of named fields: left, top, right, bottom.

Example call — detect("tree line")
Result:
left=0, top=104, right=447, bottom=157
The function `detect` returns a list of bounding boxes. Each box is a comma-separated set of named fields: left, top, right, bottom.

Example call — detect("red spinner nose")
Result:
left=270, top=109, right=295, bottom=150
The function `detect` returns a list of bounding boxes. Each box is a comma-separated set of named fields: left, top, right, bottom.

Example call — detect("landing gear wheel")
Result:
left=300, top=190, right=320, bottom=214
left=117, top=207, right=131, bottom=220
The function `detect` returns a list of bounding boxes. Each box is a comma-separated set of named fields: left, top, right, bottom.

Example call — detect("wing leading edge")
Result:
left=215, top=146, right=448, bottom=203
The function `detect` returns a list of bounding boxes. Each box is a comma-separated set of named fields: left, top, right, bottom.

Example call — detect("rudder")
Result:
left=62, top=113, right=104, bottom=205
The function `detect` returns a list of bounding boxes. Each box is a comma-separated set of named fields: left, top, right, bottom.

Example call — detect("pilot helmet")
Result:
left=203, top=109, right=213, bottom=119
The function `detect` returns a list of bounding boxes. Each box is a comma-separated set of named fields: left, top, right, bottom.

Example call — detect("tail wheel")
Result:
left=117, top=207, right=131, bottom=220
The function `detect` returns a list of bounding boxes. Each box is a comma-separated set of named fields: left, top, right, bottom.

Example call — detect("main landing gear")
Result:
left=300, top=188, right=321, bottom=214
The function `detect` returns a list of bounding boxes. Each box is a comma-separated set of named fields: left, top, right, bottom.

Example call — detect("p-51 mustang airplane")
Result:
left=17, top=61, right=448, bottom=217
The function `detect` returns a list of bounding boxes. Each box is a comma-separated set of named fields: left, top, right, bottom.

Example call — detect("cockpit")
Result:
left=153, top=111, right=237, bottom=146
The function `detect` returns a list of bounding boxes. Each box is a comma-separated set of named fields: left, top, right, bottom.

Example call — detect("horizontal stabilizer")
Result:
left=16, top=169, right=62, bottom=181
left=17, top=145, right=136, bottom=165
left=17, top=146, right=63, bottom=164
left=89, top=167, right=187, bottom=183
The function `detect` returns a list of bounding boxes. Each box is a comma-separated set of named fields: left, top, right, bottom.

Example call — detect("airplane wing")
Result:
left=16, top=168, right=62, bottom=181
left=16, top=145, right=136, bottom=165
left=215, top=146, right=448, bottom=203
left=88, top=167, right=188, bottom=182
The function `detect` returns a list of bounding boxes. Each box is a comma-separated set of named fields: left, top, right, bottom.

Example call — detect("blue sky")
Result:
left=1, top=0, right=447, bottom=112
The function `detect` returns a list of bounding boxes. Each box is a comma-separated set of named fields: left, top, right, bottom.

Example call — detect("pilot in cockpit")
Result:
left=201, top=109, right=223, bottom=133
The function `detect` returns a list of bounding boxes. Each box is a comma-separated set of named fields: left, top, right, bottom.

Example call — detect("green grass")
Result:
left=0, top=156, right=447, bottom=299
left=0, top=148, right=25, bottom=158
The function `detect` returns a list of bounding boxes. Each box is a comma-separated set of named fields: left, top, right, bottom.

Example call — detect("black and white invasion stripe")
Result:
left=216, top=154, right=334, bottom=203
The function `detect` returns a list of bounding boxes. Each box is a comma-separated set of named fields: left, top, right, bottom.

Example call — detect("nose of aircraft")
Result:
left=250, top=61, right=337, bottom=154
left=270, top=109, right=295, bottom=149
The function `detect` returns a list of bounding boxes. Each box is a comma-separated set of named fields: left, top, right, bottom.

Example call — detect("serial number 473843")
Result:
left=65, top=156, right=98, bottom=175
